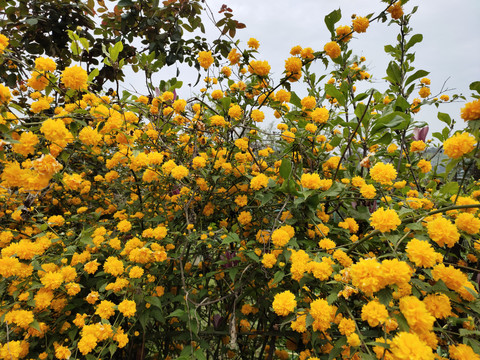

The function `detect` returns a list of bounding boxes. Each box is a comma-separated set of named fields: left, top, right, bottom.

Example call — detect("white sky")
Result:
left=126, top=0, right=480, bottom=136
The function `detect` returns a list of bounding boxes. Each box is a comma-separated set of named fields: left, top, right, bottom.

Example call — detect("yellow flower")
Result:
left=338, top=218, right=359, bottom=233
left=352, top=16, right=369, bottom=33
left=237, top=211, right=252, bottom=226
left=310, top=107, right=329, bottom=123
left=0, top=83, right=12, bottom=104
left=350, top=258, right=385, bottom=296
left=228, top=104, right=243, bottom=119
left=61, top=65, right=88, bottom=91
left=55, top=345, right=71, bottom=360
left=417, top=159, right=431, bottom=173
left=290, top=314, right=307, bottom=333
left=96, top=300, right=115, bottom=319
left=335, top=25, right=352, bottom=42
left=272, top=290, right=296, bottom=316
left=426, top=216, right=459, bottom=248
left=129, top=266, right=144, bottom=278
left=171, top=165, right=189, bottom=180
left=103, top=256, right=124, bottom=276
left=301, top=173, right=322, bottom=190
left=117, top=219, right=132, bottom=233
left=431, top=263, right=467, bottom=292
left=40, top=271, right=64, bottom=290
left=271, top=229, right=291, bottom=247
left=347, top=333, right=361, bottom=347
left=369, top=208, right=401, bottom=232
left=460, top=99, right=480, bottom=121
left=388, top=2, right=404, bottom=20
left=118, top=299, right=137, bottom=317
left=418, top=86, right=430, bottom=98
left=0, top=33, right=9, bottom=53
left=250, top=173, right=269, bottom=190
left=399, top=296, right=435, bottom=334
left=281, top=131, right=295, bottom=143
left=361, top=300, right=388, bottom=327
left=35, top=57, right=56, bottom=72
left=369, top=162, right=397, bottom=185
left=449, top=344, right=480, bottom=360
left=197, top=51, right=214, bottom=69
left=338, top=318, right=356, bottom=336
left=310, top=298, right=334, bottom=332
left=455, top=212, right=480, bottom=234
left=390, top=332, right=433, bottom=360
left=300, top=47, right=314, bottom=60
left=248, top=60, right=271, bottom=77
left=410, top=140, right=426, bottom=152
left=324, top=41, right=341, bottom=59
left=443, top=132, right=476, bottom=159
left=406, top=238, right=441, bottom=268
left=247, top=37, right=260, bottom=49
left=262, top=253, right=277, bottom=268
left=423, top=293, right=451, bottom=319
left=78, top=334, right=98, bottom=355
left=227, top=48, right=241, bottom=65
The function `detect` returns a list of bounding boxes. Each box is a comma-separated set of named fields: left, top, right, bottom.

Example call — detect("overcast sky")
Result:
left=137, top=0, right=480, bottom=136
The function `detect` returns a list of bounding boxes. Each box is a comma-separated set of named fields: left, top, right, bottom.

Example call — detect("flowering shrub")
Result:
left=0, top=1, right=480, bottom=360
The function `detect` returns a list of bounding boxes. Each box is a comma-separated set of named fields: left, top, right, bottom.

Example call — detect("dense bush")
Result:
left=0, top=1, right=480, bottom=359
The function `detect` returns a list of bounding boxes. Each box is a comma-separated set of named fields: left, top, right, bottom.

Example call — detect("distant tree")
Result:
left=0, top=0, right=244, bottom=89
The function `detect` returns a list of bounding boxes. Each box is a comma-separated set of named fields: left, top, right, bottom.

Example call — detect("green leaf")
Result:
left=110, top=41, right=123, bottom=62
left=145, top=296, right=162, bottom=309
left=109, top=343, right=117, bottom=357
left=168, top=309, right=186, bottom=318
left=325, top=83, right=345, bottom=106
left=25, top=18, right=38, bottom=26
left=328, top=336, right=347, bottom=360
left=324, top=9, right=342, bottom=36
left=289, top=91, right=302, bottom=108
left=279, top=159, right=292, bottom=179
left=371, top=112, right=409, bottom=133
left=437, top=112, right=451, bottom=126
left=88, top=68, right=99, bottom=82
left=470, top=81, right=480, bottom=95
left=386, top=61, right=402, bottom=85
left=194, top=349, right=207, bottom=360
left=405, top=34, right=423, bottom=51
left=118, top=0, right=133, bottom=6
left=405, top=69, right=430, bottom=86
left=273, top=271, right=284, bottom=285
